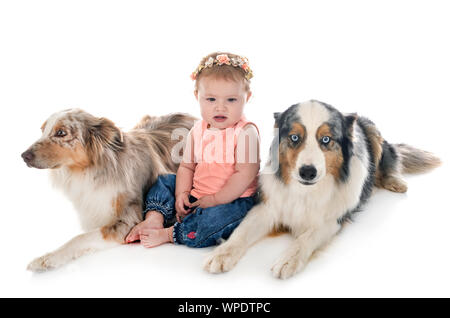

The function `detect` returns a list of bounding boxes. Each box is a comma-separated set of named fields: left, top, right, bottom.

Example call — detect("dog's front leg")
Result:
left=204, top=203, right=274, bottom=274
left=27, top=201, right=140, bottom=272
left=271, top=221, right=341, bottom=279
left=27, top=229, right=120, bottom=272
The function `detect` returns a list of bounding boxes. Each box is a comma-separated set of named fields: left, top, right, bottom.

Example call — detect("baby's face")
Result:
left=195, top=77, right=251, bottom=129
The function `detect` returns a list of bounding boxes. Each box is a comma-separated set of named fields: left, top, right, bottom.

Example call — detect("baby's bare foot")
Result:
left=140, top=228, right=172, bottom=248
left=126, top=211, right=164, bottom=243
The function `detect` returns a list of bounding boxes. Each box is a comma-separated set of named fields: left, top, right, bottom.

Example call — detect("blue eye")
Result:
left=227, top=98, right=237, bottom=102
left=206, top=98, right=216, bottom=102
left=290, top=134, right=300, bottom=142
left=55, top=129, right=67, bottom=137
left=321, top=136, right=331, bottom=144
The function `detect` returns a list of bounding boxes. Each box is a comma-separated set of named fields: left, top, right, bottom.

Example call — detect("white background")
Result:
left=1, top=0, right=449, bottom=297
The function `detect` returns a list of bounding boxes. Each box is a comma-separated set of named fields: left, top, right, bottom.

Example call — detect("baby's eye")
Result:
left=227, top=98, right=237, bottom=102
left=206, top=98, right=216, bottom=102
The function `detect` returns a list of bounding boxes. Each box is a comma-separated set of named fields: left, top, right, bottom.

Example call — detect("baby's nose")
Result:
left=215, top=103, right=226, bottom=111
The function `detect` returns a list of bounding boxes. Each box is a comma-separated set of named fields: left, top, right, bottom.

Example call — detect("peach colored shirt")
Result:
left=187, top=117, right=259, bottom=199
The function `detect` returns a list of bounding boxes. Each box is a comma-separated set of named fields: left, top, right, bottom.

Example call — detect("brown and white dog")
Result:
left=204, top=100, right=441, bottom=279
left=22, top=108, right=196, bottom=272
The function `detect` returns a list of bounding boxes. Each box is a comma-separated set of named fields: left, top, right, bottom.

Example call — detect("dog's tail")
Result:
left=134, top=115, right=156, bottom=129
left=394, top=143, right=441, bottom=174
left=134, top=113, right=196, bottom=131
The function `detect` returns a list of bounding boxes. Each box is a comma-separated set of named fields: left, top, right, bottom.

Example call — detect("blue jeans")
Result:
left=144, top=174, right=255, bottom=248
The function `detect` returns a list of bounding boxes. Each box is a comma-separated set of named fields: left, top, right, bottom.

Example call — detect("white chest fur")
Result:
left=50, top=168, right=121, bottom=231
left=260, top=154, right=368, bottom=232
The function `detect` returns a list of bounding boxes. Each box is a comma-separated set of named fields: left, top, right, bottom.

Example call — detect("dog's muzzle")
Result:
left=21, top=150, right=38, bottom=168
left=299, top=165, right=317, bottom=185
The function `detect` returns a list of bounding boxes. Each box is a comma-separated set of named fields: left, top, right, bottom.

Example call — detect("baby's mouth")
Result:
left=213, top=115, right=227, bottom=122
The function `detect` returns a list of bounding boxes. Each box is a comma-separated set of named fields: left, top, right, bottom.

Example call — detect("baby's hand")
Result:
left=175, top=192, right=191, bottom=223
left=190, top=194, right=218, bottom=209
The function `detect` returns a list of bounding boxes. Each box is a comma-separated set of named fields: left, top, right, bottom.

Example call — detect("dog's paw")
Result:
left=27, top=253, right=60, bottom=272
left=383, top=177, right=408, bottom=193
left=203, top=245, right=243, bottom=274
left=271, top=254, right=305, bottom=279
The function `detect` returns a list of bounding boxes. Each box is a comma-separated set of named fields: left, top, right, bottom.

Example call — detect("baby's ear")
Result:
left=246, top=91, right=252, bottom=102
left=194, top=90, right=199, bottom=100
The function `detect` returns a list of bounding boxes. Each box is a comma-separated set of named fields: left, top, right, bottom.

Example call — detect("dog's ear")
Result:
left=273, top=112, right=281, bottom=127
left=90, top=117, right=123, bottom=149
left=339, top=113, right=357, bottom=182
left=85, top=117, right=123, bottom=163
left=40, top=120, right=47, bottom=132
left=344, top=113, right=358, bottom=139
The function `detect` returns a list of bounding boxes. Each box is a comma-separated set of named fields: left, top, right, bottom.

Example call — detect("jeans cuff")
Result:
left=143, top=201, right=173, bottom=220
left=173, top=222, right=184, bottom=245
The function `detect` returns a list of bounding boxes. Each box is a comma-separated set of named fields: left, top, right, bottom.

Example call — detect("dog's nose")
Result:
left=21, top=150, right=35, bottom=163
left=299, top=165, right=317, bottom=181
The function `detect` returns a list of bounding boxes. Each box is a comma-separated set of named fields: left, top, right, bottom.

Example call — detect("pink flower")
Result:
left=190, top=72, right=196, bottom=81
left=241, top=63, right=249, bottom=71
left=204, top=57, right=214, bottom=67
left=216, top=54, right=230, bottom=65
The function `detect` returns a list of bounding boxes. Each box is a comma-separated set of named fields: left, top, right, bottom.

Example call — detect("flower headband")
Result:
left=190, top=54, right=253, bottom=81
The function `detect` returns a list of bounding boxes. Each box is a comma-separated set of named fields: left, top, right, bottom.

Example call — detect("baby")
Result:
left=126, top=52, right=260, bottom=248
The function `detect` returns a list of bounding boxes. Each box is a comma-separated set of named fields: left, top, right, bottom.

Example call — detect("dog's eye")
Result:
left=290, top=134, right=300, bottom=143
left=55, top=129, right=67, bottom=137
left=321, top=136, right=331, bottom=145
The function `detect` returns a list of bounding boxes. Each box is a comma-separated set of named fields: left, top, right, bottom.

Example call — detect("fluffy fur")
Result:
left=22, top=109, right=196, bottom=272
left=204, top=100, right=441, bottom=279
